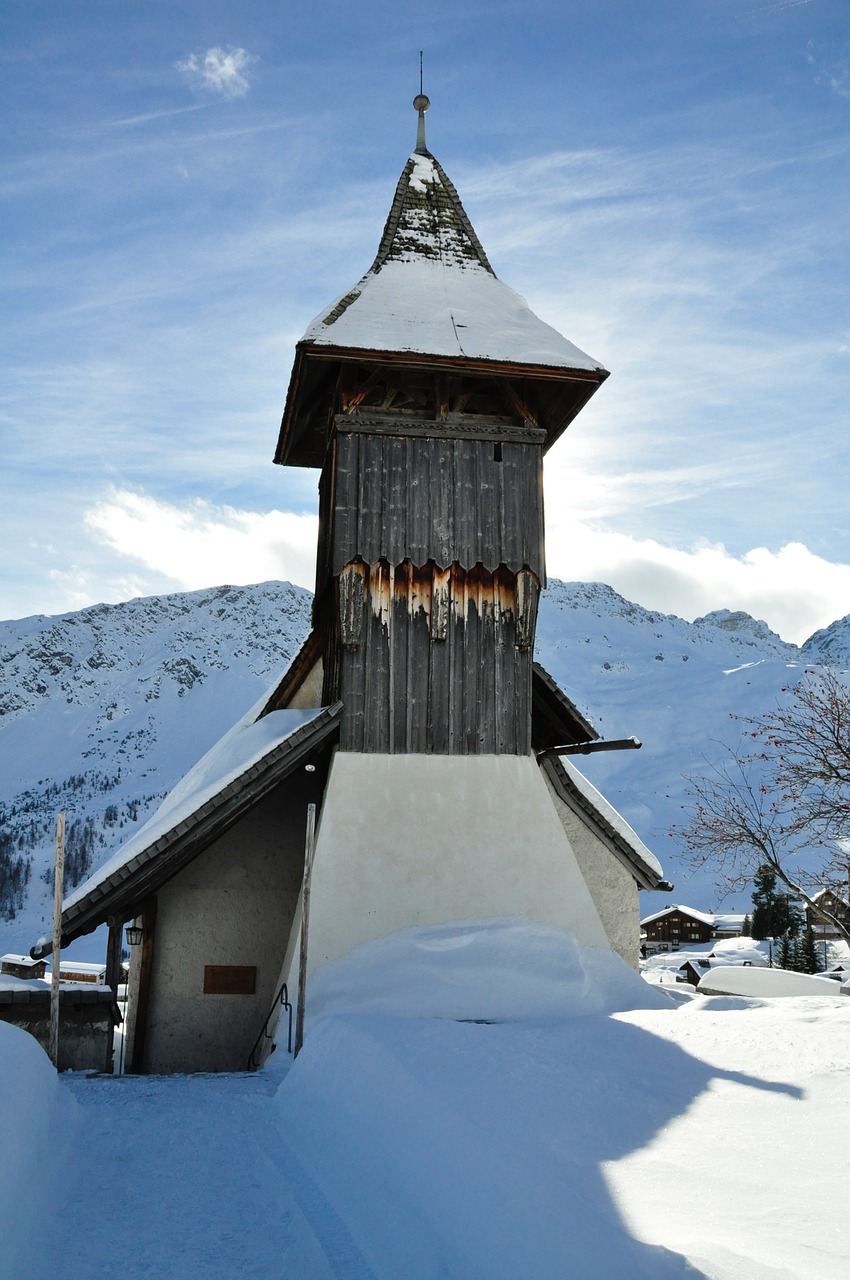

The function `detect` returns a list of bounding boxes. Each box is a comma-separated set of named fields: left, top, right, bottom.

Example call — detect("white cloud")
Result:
left=545, top=516, right=850, bottom=645
left=176, top=47, right=256, bottom=99
left=84, top=489, right=317, bottom=594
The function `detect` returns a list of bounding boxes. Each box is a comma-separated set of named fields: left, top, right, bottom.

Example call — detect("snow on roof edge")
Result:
left=61, top=703, right=328, bottom=915
left=558, top=759, right=664, bottom=880
left=301, top=258, right=606, bottom=374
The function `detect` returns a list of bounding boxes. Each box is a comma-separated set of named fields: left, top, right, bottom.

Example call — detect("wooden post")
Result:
left=49, top=812, right=66, bottom=1070
left=129, top=898, right=157, bottom=1075
left=294, top=803, right=317, bottom=1058
left=103, top=917, right=123, bottom=1074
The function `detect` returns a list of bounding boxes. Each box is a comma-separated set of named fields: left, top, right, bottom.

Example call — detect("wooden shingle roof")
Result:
left=275, top=145, right=608, bottom=467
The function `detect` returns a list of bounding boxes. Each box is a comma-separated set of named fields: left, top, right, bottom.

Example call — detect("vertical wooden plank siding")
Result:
left=330, top=432, right=544, bottom=579
left=338, top=561, right=533, bottom=754
left=325, top=415, right=543, bottom=756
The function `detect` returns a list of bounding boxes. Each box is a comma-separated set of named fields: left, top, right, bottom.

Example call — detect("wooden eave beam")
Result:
left=275, top=341, right=608, bottom=466
left=491, top=376, right=538, bottom=425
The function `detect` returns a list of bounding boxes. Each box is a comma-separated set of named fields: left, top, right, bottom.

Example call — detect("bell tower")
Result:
left=274, top=96, right=608, bottom=756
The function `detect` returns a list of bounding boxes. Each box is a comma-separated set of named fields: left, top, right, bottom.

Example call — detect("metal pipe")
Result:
left=537, top=735, right=642, bottom=761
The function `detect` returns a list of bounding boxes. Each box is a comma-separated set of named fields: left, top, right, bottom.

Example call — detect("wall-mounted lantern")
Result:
left=125, top=923, right=144, bottom=948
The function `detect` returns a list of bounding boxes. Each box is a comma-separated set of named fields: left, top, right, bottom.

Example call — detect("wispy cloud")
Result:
left=176, top=47, right=257, bottom=99
left=111, top=103, right=211, bottom=128
left=806, top=34, right=850, bottom=99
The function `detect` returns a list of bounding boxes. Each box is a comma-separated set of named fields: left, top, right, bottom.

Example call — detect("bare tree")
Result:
left=677, top=668, right=850, bottom=950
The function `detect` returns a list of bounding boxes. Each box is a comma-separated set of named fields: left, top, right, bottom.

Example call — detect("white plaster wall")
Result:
left=286, top=657, right=324, bottom=710
left=542, top=770, right=641, bottom=968
left=141, top=771, right=321, bottom=1073
left=305, top=752, right=609, bottom=976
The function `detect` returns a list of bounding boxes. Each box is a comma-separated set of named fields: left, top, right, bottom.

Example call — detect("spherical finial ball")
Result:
left=413, top=94, right=430, bottom=112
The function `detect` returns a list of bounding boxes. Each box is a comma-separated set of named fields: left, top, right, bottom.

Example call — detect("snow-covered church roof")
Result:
left=31, top=698, right=342, bottom=956
left=302, top=150, right=604, bottom=373
left=275, top=100, right=609, bottom=467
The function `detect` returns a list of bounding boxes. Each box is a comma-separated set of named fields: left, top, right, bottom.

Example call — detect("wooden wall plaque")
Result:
left=203, top=965, right=256, bottom=995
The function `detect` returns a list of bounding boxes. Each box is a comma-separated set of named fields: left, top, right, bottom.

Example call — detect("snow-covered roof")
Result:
left=541, top=755, right=666, bottom=891
left=0, top=954, right=43, bottom=968
left=712, top=913, right=746, bottom=931
left=698, top=965, right=846, bottom=999
left=561, top=761, right=663, bottom=880
left=276, top=147, right=609, bottom=467
left=33, top=698, right=342, bottom=954
left=303, top=153, right=604, bottom=374
left=641, top=904, right=716, bottom=928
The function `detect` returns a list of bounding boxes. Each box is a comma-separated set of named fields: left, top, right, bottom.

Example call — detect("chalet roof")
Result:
left=640, top=904, right=716, bottom=928
left=31, top=701, right=342, bottom=957
left=540, top=755, right=667, bottom=892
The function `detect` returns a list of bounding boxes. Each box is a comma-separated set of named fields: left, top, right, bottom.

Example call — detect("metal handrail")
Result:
left=246, top=982, right=292, bottom=1071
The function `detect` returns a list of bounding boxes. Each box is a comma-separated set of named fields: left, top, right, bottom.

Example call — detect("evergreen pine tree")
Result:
left=800, top=927, right=820, bottom=975
left=751, top=865, right=803, bottom=941
left=777, top=931, right=793, bottom=969
left=751, top=865, right=778, bottom=940
left=788, top=934, right=805, bottom=972
left=741, top=913, right=752, bottom=937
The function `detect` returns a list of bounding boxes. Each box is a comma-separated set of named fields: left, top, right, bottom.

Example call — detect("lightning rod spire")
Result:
left=413, top=51, right=430, bottom=154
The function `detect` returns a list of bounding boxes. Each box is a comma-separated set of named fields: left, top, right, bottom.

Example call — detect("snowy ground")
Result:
left=3, top=923, right=849, bottom=1279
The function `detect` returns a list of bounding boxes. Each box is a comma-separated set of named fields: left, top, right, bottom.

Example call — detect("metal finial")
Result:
left=413, top=69, right=430, bottom=154
left=413, top=51, right=429, bottom=152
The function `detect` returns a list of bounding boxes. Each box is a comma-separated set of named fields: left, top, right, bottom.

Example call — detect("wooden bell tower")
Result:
left=274, top=96, right=608, bottom=757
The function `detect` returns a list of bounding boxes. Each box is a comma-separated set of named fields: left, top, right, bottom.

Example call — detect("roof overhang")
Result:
left=541, top=754, right=668, bottom=893
left=275, top=342, right=608, bottom=469
left=32, top=702, right=342, bottom=958
left=531, top=662, right=598, bottom=750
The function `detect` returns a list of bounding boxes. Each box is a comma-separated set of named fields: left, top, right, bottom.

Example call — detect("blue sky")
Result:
left=3, top=0, right=849, bottom=641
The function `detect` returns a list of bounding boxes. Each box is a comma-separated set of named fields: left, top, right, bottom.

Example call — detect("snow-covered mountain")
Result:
left=0, top=578, right=844, bottom=957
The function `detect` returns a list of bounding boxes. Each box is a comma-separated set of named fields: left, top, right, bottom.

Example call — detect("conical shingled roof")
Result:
left=301, top=150, right=604, bottom=372
left=369, top=151, right=494, bottom=274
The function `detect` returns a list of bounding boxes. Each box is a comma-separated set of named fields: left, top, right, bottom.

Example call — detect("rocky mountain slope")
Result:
left=0, top=579, right=845, bottom=956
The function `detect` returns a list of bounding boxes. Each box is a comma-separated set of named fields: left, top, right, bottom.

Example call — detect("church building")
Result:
left=32, top=97, right=668, bottom=1073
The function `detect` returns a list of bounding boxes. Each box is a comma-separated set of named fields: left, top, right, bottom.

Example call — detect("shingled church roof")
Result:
left=301, top=148, right=605, bottom=373
left=276, top=99, right=609, bottom=465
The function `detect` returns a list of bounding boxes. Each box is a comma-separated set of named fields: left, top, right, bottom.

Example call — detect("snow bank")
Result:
left=698, top=964, right=846, bottom=998
left=304, top=918, right=671, bottom=1028
left=0, top=1023, right=75, bottom=1277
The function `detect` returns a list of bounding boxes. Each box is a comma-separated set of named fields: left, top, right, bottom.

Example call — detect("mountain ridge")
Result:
left=1, top=579, right=847, bottom=956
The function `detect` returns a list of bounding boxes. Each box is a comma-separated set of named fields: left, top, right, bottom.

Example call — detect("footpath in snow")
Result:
left=35, top=1071, right=365, bottom=1280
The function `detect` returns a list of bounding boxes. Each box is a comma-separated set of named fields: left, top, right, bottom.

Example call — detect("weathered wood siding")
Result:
left=335, top=561, right=535, bottom=754
left=329, top=428, right=545, bottom=579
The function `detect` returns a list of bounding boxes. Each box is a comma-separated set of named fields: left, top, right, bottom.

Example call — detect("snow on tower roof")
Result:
left=302, top=150, right=605, bottom=373
left=276, top=103, right=609, bottom=467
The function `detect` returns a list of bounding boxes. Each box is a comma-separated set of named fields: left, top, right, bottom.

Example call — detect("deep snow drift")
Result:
left=4, top=921, right=849, bottom=1279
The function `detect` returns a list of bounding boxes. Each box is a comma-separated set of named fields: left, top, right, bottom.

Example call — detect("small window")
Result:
left=493, top=442, right=503, bottom=463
